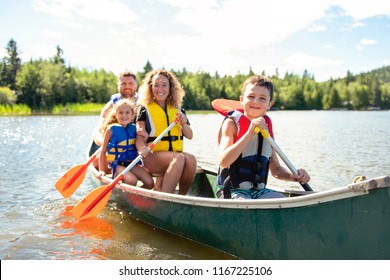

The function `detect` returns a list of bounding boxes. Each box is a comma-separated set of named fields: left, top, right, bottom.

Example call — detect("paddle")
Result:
left=56, top=147, right=101, bottom=198
left=72, top=117, right=180, bottom=221
left=212, top=98, right=313, bottom=192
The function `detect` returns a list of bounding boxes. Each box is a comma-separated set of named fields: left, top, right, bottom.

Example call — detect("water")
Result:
left=0, top=111, right=389, bottom=260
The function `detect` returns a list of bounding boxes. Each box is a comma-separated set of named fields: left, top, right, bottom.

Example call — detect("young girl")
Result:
left=98, top=99, right=154, bottom=189
left=135, top=69, right=197, bottom=195
left=217, top=75, right=310, bottom=199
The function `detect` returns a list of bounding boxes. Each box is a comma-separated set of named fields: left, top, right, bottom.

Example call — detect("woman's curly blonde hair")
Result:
left=138, top=69, right=185, bottom=108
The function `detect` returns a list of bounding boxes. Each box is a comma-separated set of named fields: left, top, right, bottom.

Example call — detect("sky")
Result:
left=1, top=0, right=390, bottom=82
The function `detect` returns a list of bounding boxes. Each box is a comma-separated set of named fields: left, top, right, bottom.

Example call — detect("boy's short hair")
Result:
left=241, top=75, right=274, bottom=101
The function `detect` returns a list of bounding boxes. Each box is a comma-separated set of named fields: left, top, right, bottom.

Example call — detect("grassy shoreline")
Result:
left=0, top=103, right=218, bottom=116
left=0, top=103, right=105, bottom=116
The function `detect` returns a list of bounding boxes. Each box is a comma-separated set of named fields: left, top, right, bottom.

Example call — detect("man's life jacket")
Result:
left=217, top=110, right=274, bottom=197
left=106, top=123, right=138, bottom=177
left=144, top=102, right=183, bottom=152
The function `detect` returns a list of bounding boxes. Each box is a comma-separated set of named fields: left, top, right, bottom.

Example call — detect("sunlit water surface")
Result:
left=0, top=111, right=389, bottom=259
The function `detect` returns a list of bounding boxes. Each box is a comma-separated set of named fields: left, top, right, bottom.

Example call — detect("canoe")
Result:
left=87, top=141, right=390, bottom=260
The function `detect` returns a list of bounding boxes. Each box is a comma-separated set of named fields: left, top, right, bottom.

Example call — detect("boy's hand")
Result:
left=250, top=116, right=267, bottom=134
left=291, top=168, right=311, bottom=184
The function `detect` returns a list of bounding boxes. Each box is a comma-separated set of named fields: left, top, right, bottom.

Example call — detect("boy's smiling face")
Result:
left=240, top=84, right=274, bottom=120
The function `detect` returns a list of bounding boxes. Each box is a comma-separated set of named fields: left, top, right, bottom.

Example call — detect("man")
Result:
left=93, top=71, right=138, bottom=146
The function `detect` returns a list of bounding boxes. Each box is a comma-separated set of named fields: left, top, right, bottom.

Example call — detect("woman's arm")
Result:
left=136, top=120, right=151, bottom=157
left=178, top=111, right=193, bottom=140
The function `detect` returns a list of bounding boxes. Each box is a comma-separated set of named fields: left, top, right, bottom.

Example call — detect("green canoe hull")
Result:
left=88, top=142, right=390, bottom=259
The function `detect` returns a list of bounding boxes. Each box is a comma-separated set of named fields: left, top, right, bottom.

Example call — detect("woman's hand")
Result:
left=178, top=112, right=188, bottom=127
left=136, top=128, right=148, bottom=141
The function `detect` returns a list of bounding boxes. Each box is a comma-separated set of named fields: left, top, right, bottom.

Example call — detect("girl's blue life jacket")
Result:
left=106, top=123, right=139, bottom=178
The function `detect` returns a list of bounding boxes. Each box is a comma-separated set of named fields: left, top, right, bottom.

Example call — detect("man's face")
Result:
left=118, top=76, right=137, bottom=100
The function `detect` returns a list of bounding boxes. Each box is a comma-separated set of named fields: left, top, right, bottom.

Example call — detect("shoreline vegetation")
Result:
left=0, top=103, right=387, bottom=116
left=1, top=40, right=390, bottom=116
left=0, top=103, right=217, bottom=116
left=0, top=103, right=105, bottom=116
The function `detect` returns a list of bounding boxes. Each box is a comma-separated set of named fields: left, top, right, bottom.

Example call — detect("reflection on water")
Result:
left=0, top=111, right=389, bottom=260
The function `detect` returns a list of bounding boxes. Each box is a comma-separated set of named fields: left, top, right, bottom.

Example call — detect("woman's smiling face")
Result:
left=151, top=74, right=170, bottom=105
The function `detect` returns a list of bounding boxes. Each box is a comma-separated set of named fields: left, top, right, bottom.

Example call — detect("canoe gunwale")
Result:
left=89, top=163, right=390, bottom=210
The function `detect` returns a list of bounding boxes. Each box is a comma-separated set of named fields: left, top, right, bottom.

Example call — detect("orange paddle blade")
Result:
left=72, top=185, right=112, bottom=221
left=211, top=99, right=243, bottom=115
left=55, top=164, right=88, bottom=198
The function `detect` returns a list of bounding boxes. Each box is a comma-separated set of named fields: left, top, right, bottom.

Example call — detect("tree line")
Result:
left=1, top=38, right=390, bottom=113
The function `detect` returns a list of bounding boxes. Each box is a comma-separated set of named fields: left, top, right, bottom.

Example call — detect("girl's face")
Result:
left=151, top=74, right=170, bottom=105
left=115, top=104, right=134, bottom=126
left=240, top=84, right=274, bottom=120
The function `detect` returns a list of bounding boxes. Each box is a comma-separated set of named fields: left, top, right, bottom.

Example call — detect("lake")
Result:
left=0, top=110, right=389, bottom=260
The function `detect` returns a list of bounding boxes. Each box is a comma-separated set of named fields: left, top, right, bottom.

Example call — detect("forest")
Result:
left=1, top=38, right=390, bottom=114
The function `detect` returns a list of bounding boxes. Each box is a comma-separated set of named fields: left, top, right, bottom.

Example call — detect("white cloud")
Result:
left=41, top=29, right=63, bottom=39
left=287, top=52, right=341, bottom=67
left=360, top=38, right=378, bottom=46
left=22, top=0, right=390, bottom=81
left=28, top=43, right=58, bottom=59
left=335, top=0, right=390, bottom=20
left=308, top=24, right=327, bottom=32
left=352, top=22, right=365, bottom=28
left=166, top=0, right=330, bottom=49
left=357, top=38, right=378, bottom=50
left=33, top=0, right=138, bottom=23
left=284, top=52, right=346, bottom=80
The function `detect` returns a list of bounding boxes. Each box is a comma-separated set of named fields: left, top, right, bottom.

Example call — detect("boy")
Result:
left=217, top=75, right=310, bottom=199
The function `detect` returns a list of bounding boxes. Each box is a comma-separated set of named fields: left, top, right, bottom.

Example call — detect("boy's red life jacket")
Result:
left=217, top=110, right=274, bottom=195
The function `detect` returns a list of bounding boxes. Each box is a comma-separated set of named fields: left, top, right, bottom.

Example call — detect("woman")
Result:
left=135, top=69, right=197, bottom=194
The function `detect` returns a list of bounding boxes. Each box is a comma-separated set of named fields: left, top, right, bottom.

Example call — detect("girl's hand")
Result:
left=290, top=168, right=311, bottom=184
left=139, top=146, right=152, bottom=157
left=97, top=170, right=105, bottom=179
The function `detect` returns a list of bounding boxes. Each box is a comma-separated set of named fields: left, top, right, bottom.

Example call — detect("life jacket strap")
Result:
left=148, top=135, right=183, bottom=142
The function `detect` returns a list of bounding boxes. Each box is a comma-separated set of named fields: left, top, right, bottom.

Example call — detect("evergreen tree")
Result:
left=3, top=38, right=22, bottom=90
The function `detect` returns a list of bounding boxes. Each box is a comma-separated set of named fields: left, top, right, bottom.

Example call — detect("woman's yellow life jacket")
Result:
left=145, top=102, right=183, bottom=152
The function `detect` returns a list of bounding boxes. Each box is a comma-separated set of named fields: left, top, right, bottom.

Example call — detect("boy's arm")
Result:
left=269, top=149, right=310, bottom=183
left=269, top=149, right=292, bottom=181
left=218, top=119, right=249, bottom=168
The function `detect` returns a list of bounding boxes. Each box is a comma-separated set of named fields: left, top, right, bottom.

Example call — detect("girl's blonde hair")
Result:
left=101, top=99, right=136, bottom=133
left=138, top=69, right=185, bottom=108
